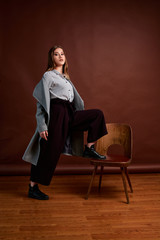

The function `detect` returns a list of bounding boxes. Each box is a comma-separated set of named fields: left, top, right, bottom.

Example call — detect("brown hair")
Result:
left=46, top=45, right=70, bottom=79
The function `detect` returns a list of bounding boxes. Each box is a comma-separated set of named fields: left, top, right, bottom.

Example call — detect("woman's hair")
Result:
left=46, top=45, right=70, bottom=79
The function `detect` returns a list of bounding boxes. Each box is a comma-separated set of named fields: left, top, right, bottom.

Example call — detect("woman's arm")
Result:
left=36, top=102, right=48, bottom=140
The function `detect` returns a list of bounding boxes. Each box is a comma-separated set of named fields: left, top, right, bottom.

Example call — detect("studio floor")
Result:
left=0, top=173, right=160, bottom=240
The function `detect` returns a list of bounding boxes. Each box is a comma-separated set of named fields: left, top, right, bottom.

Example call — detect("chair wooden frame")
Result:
left=85, top=123, right=133, bottom=204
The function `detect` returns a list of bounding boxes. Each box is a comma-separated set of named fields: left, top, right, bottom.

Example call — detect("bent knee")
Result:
left=94, top=109, right=104, bottom=117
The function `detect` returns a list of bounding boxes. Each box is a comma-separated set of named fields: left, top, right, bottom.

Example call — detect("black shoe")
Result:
left=83, top=145, right=106, bottom=160
left=28, top=184, right=49, bottom=200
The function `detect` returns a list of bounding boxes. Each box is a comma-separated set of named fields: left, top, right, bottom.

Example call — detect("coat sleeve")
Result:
left=73, top=87, right=84, bottom=110
left=36, top=102, right=48, bottom=133
left=33, top=72, right=52, bottom=132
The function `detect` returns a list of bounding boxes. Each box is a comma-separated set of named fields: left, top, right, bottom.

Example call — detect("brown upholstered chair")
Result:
left=85, top=123, right=133, bottom=204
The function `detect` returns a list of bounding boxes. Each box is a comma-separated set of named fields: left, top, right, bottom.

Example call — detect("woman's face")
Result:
left=53, top=48, right=66, bottom=67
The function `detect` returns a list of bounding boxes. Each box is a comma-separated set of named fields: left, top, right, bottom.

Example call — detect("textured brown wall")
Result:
left=0, top=0, right=160, bottom=175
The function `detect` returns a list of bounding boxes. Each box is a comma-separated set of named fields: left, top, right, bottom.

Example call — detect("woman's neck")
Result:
left=54, top=66, right=63, bottom=75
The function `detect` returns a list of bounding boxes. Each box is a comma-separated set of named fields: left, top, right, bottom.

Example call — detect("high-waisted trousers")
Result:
left=30, top=99, right=107, bottom=185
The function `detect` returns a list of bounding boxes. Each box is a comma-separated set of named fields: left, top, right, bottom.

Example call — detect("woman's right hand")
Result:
left=40, top=131, right=48, bottom=141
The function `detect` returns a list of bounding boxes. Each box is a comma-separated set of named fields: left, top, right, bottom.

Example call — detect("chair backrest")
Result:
left=96, top=123, right=132, bottom=159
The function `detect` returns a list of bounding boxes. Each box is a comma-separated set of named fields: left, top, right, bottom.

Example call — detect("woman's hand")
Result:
left=40, top=131, right=48, bottom=141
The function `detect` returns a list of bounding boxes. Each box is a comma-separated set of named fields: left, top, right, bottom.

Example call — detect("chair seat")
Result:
left=90, top=155, right=131, bottom=166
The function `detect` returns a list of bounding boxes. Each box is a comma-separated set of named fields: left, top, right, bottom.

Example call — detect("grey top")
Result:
left=50, top=69, right=74, bottom=102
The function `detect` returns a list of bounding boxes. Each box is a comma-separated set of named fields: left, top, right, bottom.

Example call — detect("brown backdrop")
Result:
left=0, top=0, right=160, bottom=175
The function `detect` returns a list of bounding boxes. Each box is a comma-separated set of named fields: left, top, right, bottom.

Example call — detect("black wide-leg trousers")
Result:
left=30, top=99, right=107, bottom=186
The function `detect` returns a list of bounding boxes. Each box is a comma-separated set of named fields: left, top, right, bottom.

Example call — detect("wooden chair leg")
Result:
left=125, top=167, right=133, bottom=193
left=99, top=166, right=104, bottom=191
left=85, top=165, right=97, bottom=199
left=120, top=167, right=129, bottom=204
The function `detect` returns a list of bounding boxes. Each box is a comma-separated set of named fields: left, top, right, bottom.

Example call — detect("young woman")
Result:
left=23, top=45, right=107, bottom=200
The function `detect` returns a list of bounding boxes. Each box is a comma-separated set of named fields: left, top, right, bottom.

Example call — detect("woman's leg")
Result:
left=30, top=103, right=70, bottom=186
left=71, top=109, right=107, bottom=159
left=72, top=109, right=107, bottom=142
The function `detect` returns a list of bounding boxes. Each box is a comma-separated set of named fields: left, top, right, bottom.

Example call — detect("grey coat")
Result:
left=22, top=70, right=84, bottom=165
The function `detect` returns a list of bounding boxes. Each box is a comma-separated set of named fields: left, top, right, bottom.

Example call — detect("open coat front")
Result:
left=22, top=70, right=84, bottom=166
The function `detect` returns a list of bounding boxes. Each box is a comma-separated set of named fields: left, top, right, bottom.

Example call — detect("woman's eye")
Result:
left=54, top=53, right=64, bottom=56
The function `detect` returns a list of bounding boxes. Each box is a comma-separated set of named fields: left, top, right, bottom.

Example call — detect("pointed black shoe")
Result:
left=83, top=145, right=106, bottom=160
left=28, top=184, right=49, bottom=200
